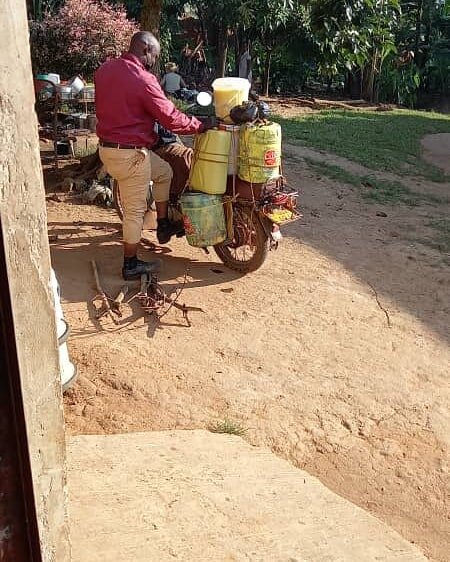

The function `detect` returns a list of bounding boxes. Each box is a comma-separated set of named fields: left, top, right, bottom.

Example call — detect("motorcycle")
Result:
left=112, top=93, right=299, bottom=274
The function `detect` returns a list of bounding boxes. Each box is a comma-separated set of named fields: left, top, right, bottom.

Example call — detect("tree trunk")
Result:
left=263, top=48, right=272, bottom=96
left=414, top=0, right=424, bottom=61
left=140, top=0, right=164, bottom=38
left=234, top=28, right=240, bottom=77
left=421, top=0, right=433, bottom=69
left=345, top=70, right=362, bottom=99
left=368, top=60, right=377, bottom=103
left=361, top=62, right=376, bottom=102
left=216, top=25, right=228, bottom=78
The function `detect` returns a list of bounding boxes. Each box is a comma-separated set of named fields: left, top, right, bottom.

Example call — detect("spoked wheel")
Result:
left=214, top=206, right=270, bottom=273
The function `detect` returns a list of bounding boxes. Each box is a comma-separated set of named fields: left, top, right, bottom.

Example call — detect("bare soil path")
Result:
left=49, top=140, right=449, bottom=562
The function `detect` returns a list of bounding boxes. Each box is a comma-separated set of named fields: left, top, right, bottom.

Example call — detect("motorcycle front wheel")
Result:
left=214, top=206, right=270, bottom=274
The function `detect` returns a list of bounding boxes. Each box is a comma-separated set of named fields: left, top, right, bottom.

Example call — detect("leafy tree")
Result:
left=195, top=0, right=248, bottom=77
left=29, top=0, right=138, bottom=79
left=147, top=0, right=450, bottom=102
left=244, top=0, right=296, bottom=95
left=192, top=0, right=298, bottom=89
left=308, top=0, right=400, bottom=101
left=28, top=0, right=450, bottom=104
left=378, top=0, right=450, bottom=105
left=252, top=10, right=317, bottom=94
left=424, top=0, right=450, bottom=95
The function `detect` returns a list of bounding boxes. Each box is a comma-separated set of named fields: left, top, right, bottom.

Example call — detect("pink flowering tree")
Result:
left=29, top=0, right=139, bottom=79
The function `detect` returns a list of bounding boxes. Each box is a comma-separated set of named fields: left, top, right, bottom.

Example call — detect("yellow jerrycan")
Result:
left=189, top=129, right=231, bottom=195
left=239, top=122, right=282, bottom=184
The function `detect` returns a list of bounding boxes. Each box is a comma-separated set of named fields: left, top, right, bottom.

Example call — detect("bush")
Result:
left=29, top=0, right=139, bottom=80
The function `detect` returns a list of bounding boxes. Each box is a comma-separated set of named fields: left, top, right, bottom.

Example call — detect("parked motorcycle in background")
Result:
left=113, top=81, right=300, bottom=273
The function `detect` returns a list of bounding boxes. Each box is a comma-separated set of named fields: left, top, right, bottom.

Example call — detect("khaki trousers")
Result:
left=99, top=146, right=173, bottom=244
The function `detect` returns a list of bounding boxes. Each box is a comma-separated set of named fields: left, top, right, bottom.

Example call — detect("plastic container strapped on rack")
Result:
left=180, top=192, right=227, bottom=247
left=188, top=129, right=231, bottom=195
left=212, top=78, right=250, bottom=123
left=238, top=122, right=282, bottom=184
left=218, top=123, right=241, bottom=175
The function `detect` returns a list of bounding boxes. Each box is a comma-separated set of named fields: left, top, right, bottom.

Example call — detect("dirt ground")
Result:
left=68, top=431, right=428, bottom=562
left=48, top=136, right=449, bottom=561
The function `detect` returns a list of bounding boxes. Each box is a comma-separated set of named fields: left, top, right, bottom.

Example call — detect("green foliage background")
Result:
left=28, top=0, right=450, bottom=106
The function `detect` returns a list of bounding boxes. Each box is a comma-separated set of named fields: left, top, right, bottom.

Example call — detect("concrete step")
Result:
left=67, top=430, right=427, bottom=562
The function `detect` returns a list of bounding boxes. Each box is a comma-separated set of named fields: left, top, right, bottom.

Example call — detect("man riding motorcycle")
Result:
left=95, top=30, right=214, bottom=280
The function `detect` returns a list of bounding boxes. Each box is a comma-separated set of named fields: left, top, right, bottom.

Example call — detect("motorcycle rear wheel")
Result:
left=214, top=206, right=270, bottom=273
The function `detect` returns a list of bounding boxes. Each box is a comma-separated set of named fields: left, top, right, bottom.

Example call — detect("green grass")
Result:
left=304, top=158, right=424, bottom=205
left=209, top=419, right=247, bottom=436
left=277, top=109, right=450, bottom=182
left=304, top=157, right=361, bottom=187
left=426, top=218, right=450, bottom=253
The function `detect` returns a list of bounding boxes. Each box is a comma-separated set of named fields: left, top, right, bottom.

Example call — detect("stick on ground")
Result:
left=368, top=282, right=392, bottom=328
left=91, top=260, right=118, bottom=324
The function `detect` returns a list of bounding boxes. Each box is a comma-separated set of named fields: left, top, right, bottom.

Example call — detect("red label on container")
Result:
left=182, top=215, right=196, bottom=235
left=264, top=150, right=278, bottom=166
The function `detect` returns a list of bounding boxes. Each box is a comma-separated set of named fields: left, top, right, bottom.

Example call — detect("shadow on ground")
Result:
left=49, top=218, right=242, bottom=339
left=283, top=156, right=449, bottom=344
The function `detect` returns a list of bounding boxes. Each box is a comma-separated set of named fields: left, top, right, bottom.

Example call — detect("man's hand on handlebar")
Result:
left=198, top=116, right=217, bottom=132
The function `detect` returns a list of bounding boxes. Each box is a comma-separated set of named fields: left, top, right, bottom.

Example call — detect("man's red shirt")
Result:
left=95, top=53, right=202, bottom=147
